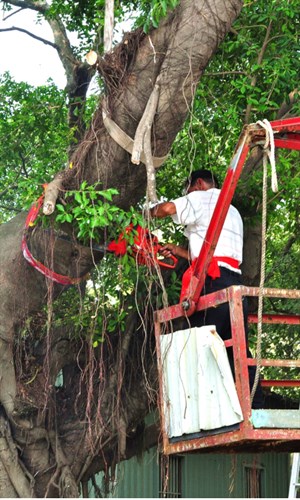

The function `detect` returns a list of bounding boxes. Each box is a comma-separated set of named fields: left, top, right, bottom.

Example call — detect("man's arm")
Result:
left=150, top=201, right=177, bottom=218
left=149, top=201, right=189, bottom=260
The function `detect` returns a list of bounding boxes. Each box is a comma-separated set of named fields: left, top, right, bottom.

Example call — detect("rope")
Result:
left=250, top=151, right=267, bottom=402
left=250, top=119, right=277, bottom=403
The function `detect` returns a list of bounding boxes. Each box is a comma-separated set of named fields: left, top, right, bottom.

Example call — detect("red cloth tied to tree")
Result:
left=107, top=224, right=177, bottom=269
left=107, top=224, right=142, bottom=256
left=107, top=236, right=128, bottom=256
left=180, top=256, right=240, bottom=302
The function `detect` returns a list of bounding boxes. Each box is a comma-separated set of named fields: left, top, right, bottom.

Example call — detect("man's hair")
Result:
left=187, top=169, right=219, bottom=189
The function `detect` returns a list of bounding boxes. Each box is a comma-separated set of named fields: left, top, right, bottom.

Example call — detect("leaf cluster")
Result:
left=54, top=181, right=144, bottom=245
left=0, top=73, right=69, bottom=221
left=0, top=73, right=99, bottom=223
left=132, top=0, right=179, bottom=32
left=44, top=0, right=179, bottom=55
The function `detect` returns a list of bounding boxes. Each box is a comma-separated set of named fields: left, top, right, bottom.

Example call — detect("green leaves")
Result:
left=133, top=0, right=179, bottom=32
left=54, top=182, right=144, bottom=246
left=0, top=74, right=69, bottom=222
left=44, top=0, right=179, bottom=54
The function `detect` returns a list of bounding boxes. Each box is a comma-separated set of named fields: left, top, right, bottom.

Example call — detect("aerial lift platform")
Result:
left=154, top=117, right=300, bottom=454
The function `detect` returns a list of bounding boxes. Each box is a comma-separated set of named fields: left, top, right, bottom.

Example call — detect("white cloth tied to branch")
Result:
left=256, top=119, right=278, bottom=193
left=102, top=76, right=168, bottom=203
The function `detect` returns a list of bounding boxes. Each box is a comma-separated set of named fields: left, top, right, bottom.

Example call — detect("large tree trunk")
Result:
left=0, top=1, right=243, bottom=497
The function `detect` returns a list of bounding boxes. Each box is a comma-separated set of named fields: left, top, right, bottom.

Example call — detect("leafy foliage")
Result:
left=133, top=0, right=180, bottom=31
left=0, top=73, right=100, bottom=223
left=46, top=181, right=177, bottom=346
left=0, top=73, right=69, bottom=221
left=164, top=0, right=300, bottom=182
left=54, top=181, right=143, bottom=243
left=43, top=0, right=179, bottom=54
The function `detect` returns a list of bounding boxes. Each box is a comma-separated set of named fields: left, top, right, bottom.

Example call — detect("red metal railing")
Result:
left=154, top=286, right=300, bottom=454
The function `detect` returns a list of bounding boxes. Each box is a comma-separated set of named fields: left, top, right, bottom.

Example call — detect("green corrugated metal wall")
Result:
left=181, top=452, right=289, bottom=498
left=91, top=448, right=290, bottom=498
left=115, top=448, right=160, bottom=498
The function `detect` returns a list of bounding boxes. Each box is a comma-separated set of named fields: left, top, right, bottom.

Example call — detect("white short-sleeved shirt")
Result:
left=171, top=188, right=243, bottom=273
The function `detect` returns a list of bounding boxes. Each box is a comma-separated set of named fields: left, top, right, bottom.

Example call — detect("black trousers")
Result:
left=189, top=267, right=264, bottom=409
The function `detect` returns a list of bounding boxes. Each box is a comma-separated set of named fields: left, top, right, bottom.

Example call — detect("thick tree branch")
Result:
left=46, top=17, right=78, bottom=84
left=43, top=173, right=64, bottom=215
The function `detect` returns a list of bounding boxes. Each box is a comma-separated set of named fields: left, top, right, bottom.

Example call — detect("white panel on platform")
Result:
left=160, top=326, right=243, bottom=438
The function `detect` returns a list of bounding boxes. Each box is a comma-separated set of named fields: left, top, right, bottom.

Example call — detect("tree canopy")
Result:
left=0, top=0, right=299, bottom=497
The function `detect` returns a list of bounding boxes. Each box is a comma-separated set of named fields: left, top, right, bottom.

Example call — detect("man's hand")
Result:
left=159, top=243, right=189, bottom=260
left=147, top=201, right=189, bottom=260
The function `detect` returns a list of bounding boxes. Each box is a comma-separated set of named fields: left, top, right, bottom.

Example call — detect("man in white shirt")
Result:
left=150, top=169, right=263, bottom=408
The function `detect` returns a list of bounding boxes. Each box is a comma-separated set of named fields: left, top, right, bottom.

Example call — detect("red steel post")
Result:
left=228, top=286, right=252, bottom=428
left=183, top=131, right=251, bottom=309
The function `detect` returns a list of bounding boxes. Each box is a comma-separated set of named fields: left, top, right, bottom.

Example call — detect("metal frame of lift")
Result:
left=154, top=117, right=300, bottom=454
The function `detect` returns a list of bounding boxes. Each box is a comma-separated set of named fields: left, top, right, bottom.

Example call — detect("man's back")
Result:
left=171, top=188, right=243, bottom=267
